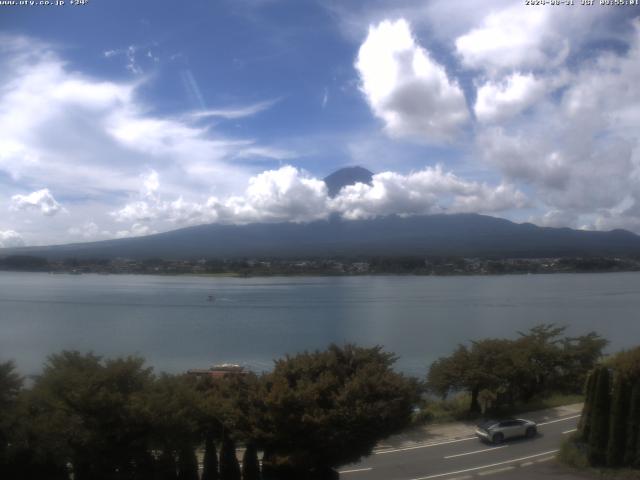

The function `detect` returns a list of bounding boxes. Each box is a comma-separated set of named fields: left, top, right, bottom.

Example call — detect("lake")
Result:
left=1, top=271, right=639, bottom=377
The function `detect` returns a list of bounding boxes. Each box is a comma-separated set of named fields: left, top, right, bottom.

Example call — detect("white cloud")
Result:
left=223, top=166, right=329, bottom=223
left=355, top=19, right=468, bottom=143
left=455, top=6, right=568, bottom=76
left=0, top=230, right=24, bottom=248
left=142, top=170, right=160, bottom=198
left=476, top=19, right=640, bottom=229
left=0, top=35, right=299, bottom=245
left=190, top=98, right=279, bottom=120
left=474, top=72, right=560, bottom=123
left=330, top=166, right=527, bottom=220
left=10, top=189, right=62, bottom=216
left=115, top=223, right=154, bottom=239
left=109, top=165, right=525, bottom=231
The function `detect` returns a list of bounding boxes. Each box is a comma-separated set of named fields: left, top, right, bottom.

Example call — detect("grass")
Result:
left=558, top=434, right=640, bottom=479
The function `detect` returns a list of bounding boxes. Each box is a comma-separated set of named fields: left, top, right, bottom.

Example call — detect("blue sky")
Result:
left=1, top=0, right=639, bottom=246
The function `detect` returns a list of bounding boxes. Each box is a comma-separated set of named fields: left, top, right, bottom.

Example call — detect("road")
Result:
left=339, top=414, right=581, bottom=480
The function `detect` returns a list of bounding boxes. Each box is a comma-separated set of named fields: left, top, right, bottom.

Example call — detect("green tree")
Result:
left=177, top=446, right=199, bottom=480
left=157, top=450, right=178, bottom=480
left=588, top=367, right=611, bottom=466
left=578, top=369, right=598, bottom=442
left=0, top=361, right=22, bottom=475
left=624, top=383, right=640, bottom=467
left=560, top=332, right=608, bottom=393
left=606, top=374, right=629, bottom=466
left=242, top=443, right=260, bottom=480
left=259, top=344, right=418, bottom=476
left=201, top=433, right=219, bottom=480
left=219, top=434, right=241, bottom=480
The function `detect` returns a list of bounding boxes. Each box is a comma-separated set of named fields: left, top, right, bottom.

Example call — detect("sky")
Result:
left=1, top=0, right=639, bottom=247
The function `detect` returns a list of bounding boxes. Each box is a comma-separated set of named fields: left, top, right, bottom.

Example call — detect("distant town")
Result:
left=2, top=254, right=640, bottom=276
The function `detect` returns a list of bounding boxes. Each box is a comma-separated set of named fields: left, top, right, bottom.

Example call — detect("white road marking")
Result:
left=520, top=461, right=534, bottom=467
left=408, top=450, right=559, bottom=480
left=375, top=437, right=476, bottom=455
left=538, top=414, right=581, bottom=426
left=447, top=476, right=472, bottom=480
left=338, top=467, right=373, bottom=474
left=477, top=466, right=515, bottom=476
left=535, top=456, right=555, bottom=463
left=444, top=445, right=508, bottom=459
left=562, top=428, right=578, bottom=434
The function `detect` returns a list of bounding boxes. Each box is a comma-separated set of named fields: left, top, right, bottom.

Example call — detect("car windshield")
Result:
left=478, top=420, right=499, bottom=430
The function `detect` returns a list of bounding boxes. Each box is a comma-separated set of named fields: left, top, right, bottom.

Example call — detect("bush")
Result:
left=558, top=435, right=589, bottom=469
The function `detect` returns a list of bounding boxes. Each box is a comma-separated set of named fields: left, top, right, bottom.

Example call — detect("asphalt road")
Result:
left=339, top=414, right=581, bottom=480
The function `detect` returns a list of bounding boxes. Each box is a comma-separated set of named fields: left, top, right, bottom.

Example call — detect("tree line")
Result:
left=426, top=325, right=608, bottom=414
left=0, top=345, right=418, bottom=480
left=0, top=326, right=612, bottom=479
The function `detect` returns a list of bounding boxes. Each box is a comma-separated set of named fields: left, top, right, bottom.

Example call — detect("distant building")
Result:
left=187, top=363, right=247, bottom=379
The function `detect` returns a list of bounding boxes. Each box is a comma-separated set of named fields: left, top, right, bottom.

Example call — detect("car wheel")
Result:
left=492, top=433, right=504, bottom=444
left=525, top=426, right=537, bottom=438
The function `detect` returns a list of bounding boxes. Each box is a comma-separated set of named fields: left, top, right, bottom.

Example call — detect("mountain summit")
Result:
left=323, top=166, right=374, bottom=197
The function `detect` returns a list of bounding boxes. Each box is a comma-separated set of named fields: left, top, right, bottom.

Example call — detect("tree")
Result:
left=242, top=443, right=260, bottom=480
left=560, top=332, right=608, bottom=393
left=588, top=367, right=611, bottom=466
left=259, top=344, right=418, bottom=476
left=177, top=446, right=199, bottom=480
left=201, top=433, right=219, bottom=480
left=578, top=369, right=598, bottom=442
left=219, top=434, right=241, bottom=480
left=606, top=374, right=629, bottom=466
left=157, top=450, right=178, bottom=480
left=427, top=325, right=607, bottom=415
left=0, top=361, right=22, bottom=476
left=624, top=381, right=640, bottom=466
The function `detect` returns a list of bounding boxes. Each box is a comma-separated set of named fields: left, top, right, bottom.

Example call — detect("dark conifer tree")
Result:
left=579, top=369, right=598, bottom=442
left=202, top=433, right=219, bottom=480
left=177, top=446, right=199, bottom=480
left=241, top=443, right=260, bottom=480
left=588, top=367, right=611, bottom=466
left=626, top=383, right=640, bottom=466
left=157, top=450, right=178, bottom=480
left=606, top=375, right=629, bottom=466
left=219, top=434, right=241, bottom=480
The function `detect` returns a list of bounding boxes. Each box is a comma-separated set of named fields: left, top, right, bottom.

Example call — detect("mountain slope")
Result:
left=4, top=214, right=640, bottom=260
left=323, top=166, right=373, bottom=197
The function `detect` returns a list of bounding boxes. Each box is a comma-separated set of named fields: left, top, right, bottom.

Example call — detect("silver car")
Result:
left=475, top=418, right=537, bottom=444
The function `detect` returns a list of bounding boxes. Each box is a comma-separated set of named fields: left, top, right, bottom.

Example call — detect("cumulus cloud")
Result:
left=115, top=223, right=154, bottom=239
left=476, top=19, right=640, bottom=229
left=355, top=19, right=469, bottom=143
left=474, top=72, right=564, bottom=123
left=10, top=188, right=62, bottom=216
left=0, top=230, right=24, bottom=248
left=109, top=166, right=525, bottom=232
left=330, top=167, right=527, bottom=220
left=455, top=6, right=569, bottom=76
left=112, top=166, right=330, bottom=226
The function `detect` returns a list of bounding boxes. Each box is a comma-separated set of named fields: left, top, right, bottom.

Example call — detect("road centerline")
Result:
left=338, top=467, right=373, bottom=474
left=538, top=414, right=581, bottom=426
left=407, top=449, right=559, bottom=480
left=444, top=445, right=508, bottom=459
left=374, top=437, right=476, bottom=455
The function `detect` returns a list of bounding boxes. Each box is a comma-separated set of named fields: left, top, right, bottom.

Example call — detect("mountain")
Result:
left=4, top=213, right=640, bottom=260
left=323, top=166, right=373, bottom=197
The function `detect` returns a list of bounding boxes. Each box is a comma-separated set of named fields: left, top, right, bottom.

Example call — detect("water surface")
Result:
left=1, top=271, right=639, bottom=376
